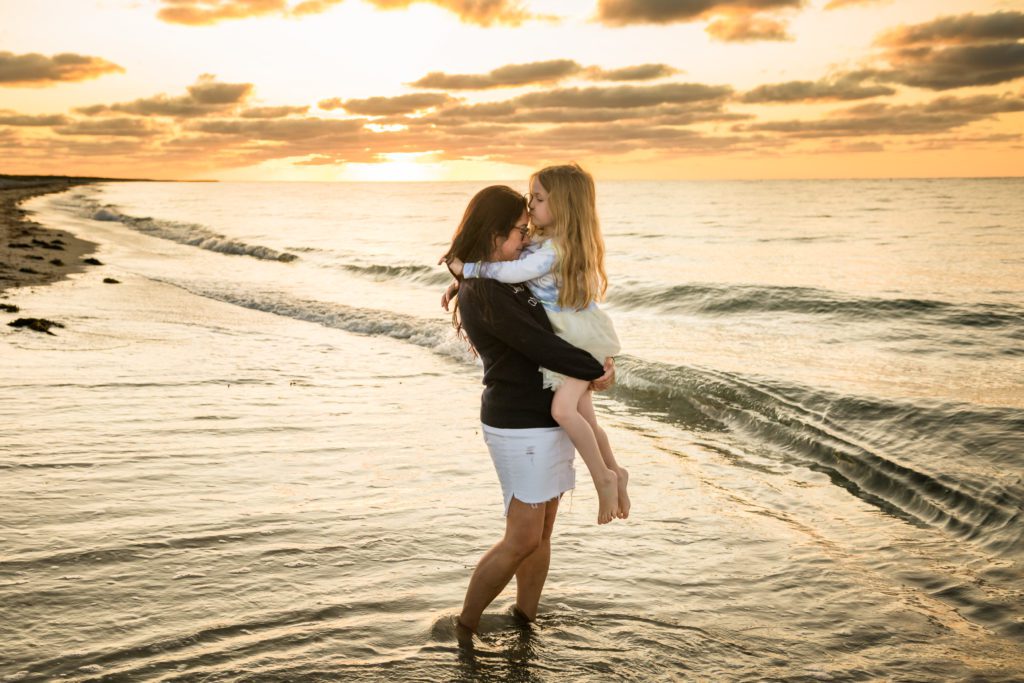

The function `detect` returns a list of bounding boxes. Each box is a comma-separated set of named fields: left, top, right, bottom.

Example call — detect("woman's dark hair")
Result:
left=443, top=185, right=526, bottom=344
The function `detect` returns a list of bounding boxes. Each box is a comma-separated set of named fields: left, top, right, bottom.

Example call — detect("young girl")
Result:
left=445, top=164, right=629, bottom=525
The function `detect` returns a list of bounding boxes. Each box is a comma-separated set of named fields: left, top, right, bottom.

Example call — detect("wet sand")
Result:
left=0, top=174, right=154, bottom=297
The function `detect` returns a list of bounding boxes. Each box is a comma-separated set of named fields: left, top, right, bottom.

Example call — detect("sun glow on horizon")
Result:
left=0, top=0, right=1021, bottom=181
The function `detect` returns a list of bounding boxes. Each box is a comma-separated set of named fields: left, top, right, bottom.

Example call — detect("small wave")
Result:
left=57, top=192, right=298, bottom=263
left=612, top=357, right=1024, bottom=556
left=342, top=262, right=451, bottom=287
left=607, top=280, right=1024, bottom=333
left=154, top=278, right=474, bottom=364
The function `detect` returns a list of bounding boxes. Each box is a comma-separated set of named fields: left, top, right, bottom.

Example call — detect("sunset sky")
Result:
left=2, top=0, right=1022, bottom=181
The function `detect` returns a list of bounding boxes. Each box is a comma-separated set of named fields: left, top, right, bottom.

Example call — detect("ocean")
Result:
left=2, top=179, right=1022, bottom=681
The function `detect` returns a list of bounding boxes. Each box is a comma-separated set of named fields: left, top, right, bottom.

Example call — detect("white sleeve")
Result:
left=463, top=243, right=557, bottom=283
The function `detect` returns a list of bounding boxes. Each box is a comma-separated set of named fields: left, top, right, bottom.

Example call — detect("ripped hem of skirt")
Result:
left=502, top=488, right=573, bottom=517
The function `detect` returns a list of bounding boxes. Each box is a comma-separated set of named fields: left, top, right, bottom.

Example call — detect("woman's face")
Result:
left=491, top=209, right=531, bottom=261
left=527, top=178, right=552, bottom=229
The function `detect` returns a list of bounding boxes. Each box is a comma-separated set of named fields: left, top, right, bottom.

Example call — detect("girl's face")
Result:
left=491, top=209, right=531, bottom=261
left=527, top=178, right=552, bottom=229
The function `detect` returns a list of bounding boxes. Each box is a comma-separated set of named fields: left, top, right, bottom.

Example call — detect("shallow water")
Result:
left=1, top=180, right=1022, bottom=680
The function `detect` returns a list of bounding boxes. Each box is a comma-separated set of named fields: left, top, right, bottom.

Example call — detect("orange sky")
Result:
left=1, top=0, right=1022, bottom=180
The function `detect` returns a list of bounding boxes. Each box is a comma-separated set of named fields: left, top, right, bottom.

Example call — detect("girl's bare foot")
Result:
left=596, top=470, right=619, bottom=524
left=615, top=467, right=630, bottom=519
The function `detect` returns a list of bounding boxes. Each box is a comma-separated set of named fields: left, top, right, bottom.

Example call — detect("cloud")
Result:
left=825, top=0, right=889, bottom=9
left=186, top=116, right=365, bottom=140
left=880, top=43, right=1024, bottom=90
left=240, top=105, right=310, bottom=118
left=513, top=82, right=733, bottom=109
left=321, top=92, right=452, bottom=115
left=157, top=0, right=539, bottom=26
left=868, top=11, right=1024, bottom=90
left=0, top=111, right=70, bottom=126
left=364, top=0, right=540, bottom=26
left=409, top=99, right=740, bottom=127
left=410, top=60, right=680, bottom=90
left=0, top=51, right=124, bottom=86
left=741, top=71, right=895, bottom=102
left=705, top=15, right=790, bottom=41
left=596, top=0, right=802, bottom=25
left=734, top=92, right=1024, bottom=137
left=75, top=74, right=253, bottom=117
left=591, top=63, right=679, bottom=81
left=596, top=0, right=803, bottom=42
left=188, top=74, right=252, bottom=103
left=158, top=0, right=293, bottom=24
left=876, top=11, right=1024, bottom=47
left=55, top=118, right=169, bottom=137
left=410, top=60, right=584, bottom=89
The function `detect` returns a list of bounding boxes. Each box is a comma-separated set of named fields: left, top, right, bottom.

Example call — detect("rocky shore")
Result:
left=0, top=174, right=116, bottom=295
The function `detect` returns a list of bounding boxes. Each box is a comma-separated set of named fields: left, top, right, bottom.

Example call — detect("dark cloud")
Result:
left=74, top=75, right=253, bottom=117
left=591, top=63, right=679, bottom=81
left=240, top=105, right=310, bottom=118
left=0, top=112, right=70, bottom=126
left=188, top=74, right=252, bottom=104
left=55, top=118, right=169, bottom=137
left=741, top=72, right=895, bottom=102
left=876, top=11, right=1024, bottom=47
left=514, top=82, right=733, bottom=109
left=867, top=12, right=1024, bottom=90
left=330, top=93, right=452, bottom=115
left=410, top=60, right=680, bottom=90
left=595, top=0, right=803, bottom=42
left=880, top=43, right=1024, bottom=90
left=0, top=51, right=124, bottom=86
left=596, top=0, right=802, bottom=25
left=734, top=92, right=1024, bottom=137
left=410, top=60, right=583, bottom=89
left=157, top=0, right=540, bottom=26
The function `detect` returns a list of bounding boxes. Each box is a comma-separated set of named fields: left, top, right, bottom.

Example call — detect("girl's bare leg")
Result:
left=551, top=377, right=619, bottom=524
left=459, top=498, right=547, bottom=634
left=514, top=496, right=560, bottom=621
left=578, top=392, right=630, bottom=519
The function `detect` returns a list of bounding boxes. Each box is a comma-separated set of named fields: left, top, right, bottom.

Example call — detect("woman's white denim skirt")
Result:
left=481, top=424, right=575, bottom=516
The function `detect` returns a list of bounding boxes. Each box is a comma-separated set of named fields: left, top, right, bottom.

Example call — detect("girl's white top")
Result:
left=463, top=237, right=594, bottom=314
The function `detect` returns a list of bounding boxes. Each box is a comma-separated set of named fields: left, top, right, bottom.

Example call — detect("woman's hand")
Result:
left=590, top=357, right=616, bottom=392
left=441, top=279, right=460, bottom=311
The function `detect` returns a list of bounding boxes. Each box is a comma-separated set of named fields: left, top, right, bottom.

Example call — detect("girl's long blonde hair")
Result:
left=532, top=163, right=607, bottom=310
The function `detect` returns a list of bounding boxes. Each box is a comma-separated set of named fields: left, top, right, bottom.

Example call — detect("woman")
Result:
left=440, top=185, right=615, bottom=639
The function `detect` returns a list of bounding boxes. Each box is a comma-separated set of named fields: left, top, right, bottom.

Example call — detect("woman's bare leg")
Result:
left=459, top=498, right=547, bottom=633
left=578, top=392, right=630, bottom=519
left=514, top=496, right=560, bottom=620
left=551, top=377, right=618, bottom=524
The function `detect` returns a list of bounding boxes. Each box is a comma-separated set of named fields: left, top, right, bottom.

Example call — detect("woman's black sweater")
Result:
left=458, top=279, right=605, bottom=429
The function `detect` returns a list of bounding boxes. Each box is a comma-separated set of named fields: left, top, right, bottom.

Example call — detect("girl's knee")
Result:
left=550, top=402, right=575, bottom=426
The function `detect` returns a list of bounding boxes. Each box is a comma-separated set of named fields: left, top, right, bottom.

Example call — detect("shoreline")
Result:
left=0, top=174, right=148, bottom=297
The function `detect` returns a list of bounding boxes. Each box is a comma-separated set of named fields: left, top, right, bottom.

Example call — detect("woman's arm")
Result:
left=467, top=281, right=604, bottom=381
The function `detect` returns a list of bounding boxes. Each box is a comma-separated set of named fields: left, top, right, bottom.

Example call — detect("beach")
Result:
left=0, top=176, right=106, bottom=296
left=2, top=179, right=1022, bottom=681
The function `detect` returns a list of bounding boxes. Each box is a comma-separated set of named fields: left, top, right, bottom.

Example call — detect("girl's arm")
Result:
left=463, top=241, right=556, bottom=283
